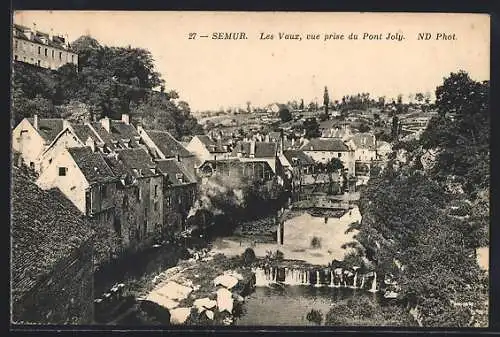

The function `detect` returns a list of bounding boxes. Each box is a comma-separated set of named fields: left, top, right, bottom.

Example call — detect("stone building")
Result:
left=104, top=147, right=164, bottom=248
left=137, top=126, right=198, bottom=177
left=11, top=167, right=94, bottom=324
left=156, top=159, right=198, bottom=233
left=12, top=23, right=78, bottom=70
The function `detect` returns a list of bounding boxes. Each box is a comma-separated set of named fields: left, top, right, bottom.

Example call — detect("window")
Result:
left=38, top=46, right=41, bottom=54
left=52, top=50, right=54, bottom=58
left=14, top=40, right=18, bottom=49
left=71, top=54, right=75, bottom=63
left=58, top=167, right=67, bottom=176
left=29, top=162, right=35, bottom=170
left=37, top=60, right=41, bottom=66
left=48, top=158, right=52, bottom=164
left=14, top=55, right=18, bottom=61
left=338, top=152, right=342, bottom=158
left=154, top=185, right=158, bottom=198
left=44, top=48, right=48, bottom=56
left=59, top=52, right=62, bottom=60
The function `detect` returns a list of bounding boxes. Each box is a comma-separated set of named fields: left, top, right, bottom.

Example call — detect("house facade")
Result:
left=186, top=135, right=230, bottom=163
left=300, top=138, right=355, bottom=175
left=348, top=133, right=377, bottom=162
left=12, top=116, right=66, bottom=172
left=36, top=146, right=118, bottom=231
left=13, top=23, right=78, bottom=70
left=157, top=159, right=197, bottom=234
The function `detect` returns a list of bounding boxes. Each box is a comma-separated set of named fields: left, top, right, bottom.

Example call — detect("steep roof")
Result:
left=283, top=150, right=315, bottom=166
left=72, top=124, right=102, bottom=145
left=232, top=141, right=277, bottom=158
left=67, top=147, right=117, bottom=184
left=195, top=135, right=227, bottom=153
left=105, top=148, right=158, bottom=179
left=91, top=121, right=141, bottom=151
left=157, top=159, right=197, bottom=186
left=301, top=138, right=351, bottom=152
left=145, top=129, right=193, bottom=158
left=350, top=133, right=377, bottom=150
left=27, top=118, right=64, bottom=143
left=13, top=24, right=72, bottom=51
left=11, top=167, right=93, bottom=305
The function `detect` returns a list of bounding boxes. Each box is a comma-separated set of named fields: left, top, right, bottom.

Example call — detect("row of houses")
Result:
left=12, top=112, right=392, bottom=259
left=13, top=114, right=198, bottom=258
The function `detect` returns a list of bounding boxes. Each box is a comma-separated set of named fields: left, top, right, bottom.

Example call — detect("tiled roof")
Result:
left=106, top=148, right=158, bottom=179
left=145, top=130, right=193, bottom=158
left=232, top=141, right=277, bottom=158
left=11, top=167, right=93, bottom=304
left=350, top=133, right=377, bottom=150
left=67, top=147, right=117, bottom=184
left=72, top=124, right=102, bottom=145
left=91, top=121, right=141, bottom=150
left=13, top=24, right=72, bottom=51
left=27, top=118, right=64, bottom=143
left=283, top=150, right=315, bottom=166
left=195, top=135, right=227, bottom=153
left=301, top=138, right=350, bottom=152
left=157, top=159, right=197, bottom=186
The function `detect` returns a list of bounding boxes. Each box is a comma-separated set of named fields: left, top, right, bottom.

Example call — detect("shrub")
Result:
left=274, top=250, right=284, bottom=261
left=310, top=236, right=322, bottom=249
left=242, top=248, right=256, bottom=266
left=306, top=309, right=323, bottom=325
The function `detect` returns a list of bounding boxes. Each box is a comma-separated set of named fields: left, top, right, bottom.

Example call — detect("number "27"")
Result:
left=188, top=33, right=197, bottom=40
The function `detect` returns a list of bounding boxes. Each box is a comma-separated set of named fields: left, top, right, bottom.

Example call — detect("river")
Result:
left=235, top=285, right=381, bottom=326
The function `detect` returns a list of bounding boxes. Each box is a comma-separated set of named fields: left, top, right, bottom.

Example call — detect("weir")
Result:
left=252, top=266, right=379, bottom=291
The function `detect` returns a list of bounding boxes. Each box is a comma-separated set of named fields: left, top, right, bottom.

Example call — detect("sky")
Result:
left=13, top=11, right=490, bottom=112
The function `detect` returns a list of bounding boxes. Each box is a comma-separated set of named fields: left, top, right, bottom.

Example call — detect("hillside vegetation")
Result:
left=354, top=71, right=489, bottom=327
left=11, top=35, right=203, bottom=139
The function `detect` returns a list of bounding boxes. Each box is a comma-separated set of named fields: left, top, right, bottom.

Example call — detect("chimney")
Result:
left=101, top=116, right=111, bottom=132
left=250, top=140, right=256, bottom=158
left=33, top=114, right=39, bottom=130
left=49, top=28, right=53, bottom=41
left=86, top=137, right=96, bottom=152
left=31, top=23, right=37, bottom=40
left=121, top=113, right=130, bottom=125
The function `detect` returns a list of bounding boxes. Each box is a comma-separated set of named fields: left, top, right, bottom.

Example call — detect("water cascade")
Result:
left=315, top=270, right=322, bottom=287
left=369, top=272, right=378, bottom=293
left=252, top=267, right=386, bottom=293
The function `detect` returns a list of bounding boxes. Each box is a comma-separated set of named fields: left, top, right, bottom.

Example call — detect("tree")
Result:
left=325, top=158, right=344, bottom=173
left=323, top=86, right=330, bottom=115
left=279, top=107, right=292, bottom=122
left=415, top=92, right=424, bottom=103
left=299, top=99, right=305, bottom=110
left=435, top=70, right=487, bottom=117
left=303, top=118, right=321, bottom=138
left=241, top=248, right=256, bottom=266
left=246, top=101, right=251, bottom=113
